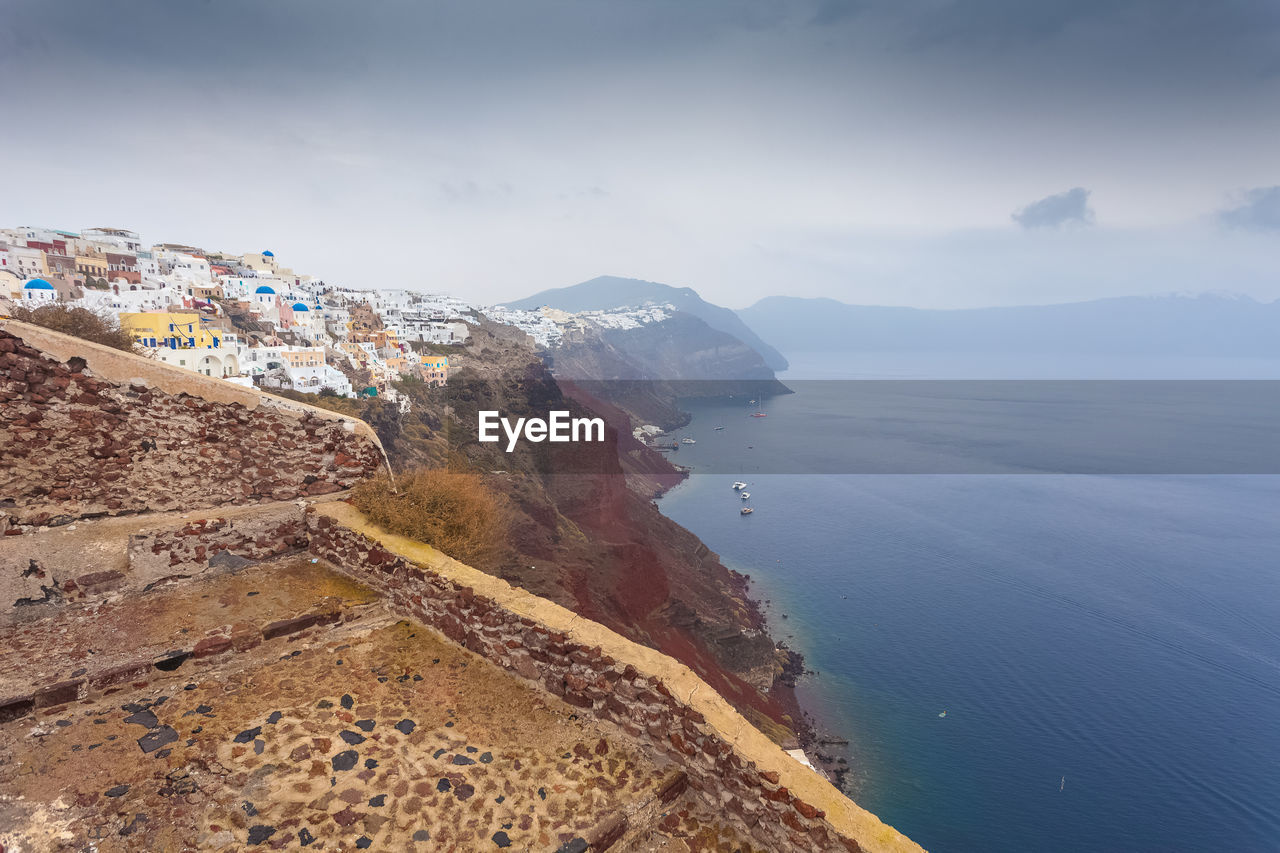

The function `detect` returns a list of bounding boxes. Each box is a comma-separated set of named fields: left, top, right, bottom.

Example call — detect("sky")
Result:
left=2, top=0, right=1277, bottom=309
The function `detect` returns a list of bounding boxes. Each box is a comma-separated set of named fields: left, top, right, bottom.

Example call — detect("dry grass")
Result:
left=351, top=468, right=509, bottom=567
left=10, top=304, right=137, bottom=353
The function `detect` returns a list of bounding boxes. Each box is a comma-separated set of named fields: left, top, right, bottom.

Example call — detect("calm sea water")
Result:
left=656, top=353, right=1280, bottom=853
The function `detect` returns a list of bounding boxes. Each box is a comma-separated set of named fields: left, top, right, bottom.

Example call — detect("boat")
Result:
left=740, top=507, right=754, bottom=515
left=751, top=412, right=767, bottom=418
left=714, top=426, right=724, bottom=431
left=681, top=437, right=696, bottom=444
left=740, top=492, right=750, bottom=500
left=732, top=481, right=747, bottom=490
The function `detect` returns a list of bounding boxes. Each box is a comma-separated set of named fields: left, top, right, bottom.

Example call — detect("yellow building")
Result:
left=119, top=312, right=240, bottom=378
left=339, top=341, right=371, bottom=366
left=120, top=313, right=214, bottom=348
left=420, top=354, right=448, bottom=385
left=282, top=348, right=325, bottom=369
left=75, top=254, right=108, bottom=279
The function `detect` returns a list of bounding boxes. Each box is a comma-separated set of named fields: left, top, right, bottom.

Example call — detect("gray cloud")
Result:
left=1219, top=186, right=1280, bottom=231
left=1012, top=188, right=1095, bottom=229
left=1, top=1, right=1278, bottom=308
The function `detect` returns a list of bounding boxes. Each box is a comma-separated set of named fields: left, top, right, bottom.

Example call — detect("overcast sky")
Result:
left=3, top=0, right=1277, bottom=308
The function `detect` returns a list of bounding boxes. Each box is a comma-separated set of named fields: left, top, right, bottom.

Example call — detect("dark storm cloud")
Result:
left=1219, top=187, right=1280, bottom=231
left=7, top=0, right=1279, bottom=83
left=1012, top=189, right=1095, bottom=229
left=809, top=0, right=1280, bottom=48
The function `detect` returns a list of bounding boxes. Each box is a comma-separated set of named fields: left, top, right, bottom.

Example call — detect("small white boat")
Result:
left=732, top=481, right=747, bottom=490
left=740, top=492, right=751, bottom=500
left=681, top=437, right=696, bottom=444
left=714, top=426, right=724, bottom=431
left=740, top=507, right=754, bottom=515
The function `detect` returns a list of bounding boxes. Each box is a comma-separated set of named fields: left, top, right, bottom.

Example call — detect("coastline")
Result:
left=647, top=445, right=852, bottom=789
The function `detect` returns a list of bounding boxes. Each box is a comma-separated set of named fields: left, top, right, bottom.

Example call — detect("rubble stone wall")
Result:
left=307, top=502, right=923, bottom=853
left=126, top=506, right=308, bottom=580
left=0, top=322, right=386, bottom=530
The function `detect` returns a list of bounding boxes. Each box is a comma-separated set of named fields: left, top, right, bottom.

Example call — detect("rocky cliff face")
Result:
left=548, top=312, right=790, bottom=430
left=555, top=312, right=777, bottom=381
left=351, top=323, right=804, bottom=740
left=508, top=274, right=791, bottom=371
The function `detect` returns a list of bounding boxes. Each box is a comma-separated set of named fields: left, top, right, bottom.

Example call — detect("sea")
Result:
left=655, top=351, right=1280, bottom=853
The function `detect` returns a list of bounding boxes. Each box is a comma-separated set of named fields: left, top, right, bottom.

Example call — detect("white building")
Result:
left=157, top=251, right=212, bottom=284
left=250, top=283, right=282, bottom=323
left=153, top=345, right=241, bottom=378
left=81, top=228, right=143, bottom=253
left=9, top=247, right=48, bottom=281
left=21, top=278, right=57, bottom=303
left=281, top=363, right=353, bottom=396
left=77, top=283, right=180, bottom=314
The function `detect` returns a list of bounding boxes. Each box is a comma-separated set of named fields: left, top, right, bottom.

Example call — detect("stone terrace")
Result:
left=0, top=557, right=750, bottom=852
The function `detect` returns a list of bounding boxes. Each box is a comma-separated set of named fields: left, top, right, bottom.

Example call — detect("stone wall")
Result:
left=307, top=502, right=924, bottom=853
left=0, top=322, right=386, bottom=530
left=126, top=505, right=308, bottom=581
left=0, top=501, right=314, bottom=617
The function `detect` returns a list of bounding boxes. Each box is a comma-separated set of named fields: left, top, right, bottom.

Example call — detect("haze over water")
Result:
left=657, top=354, right=1280, bottom=853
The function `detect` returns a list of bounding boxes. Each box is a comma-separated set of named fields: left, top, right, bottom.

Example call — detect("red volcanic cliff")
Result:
left=352, top=324, right=805, bottom=741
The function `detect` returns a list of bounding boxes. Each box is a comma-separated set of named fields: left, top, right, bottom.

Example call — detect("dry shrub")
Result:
left=351, top=468, right=508, bottom=567
left=10, top=304, right=137, bottom=353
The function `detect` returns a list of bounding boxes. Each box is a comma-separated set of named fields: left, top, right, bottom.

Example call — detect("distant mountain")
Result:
left=738, top=293, right=1280, bottom=357
left=508, top=275, right=789, bottom=371
left=547, top=312, right=790, bottom=429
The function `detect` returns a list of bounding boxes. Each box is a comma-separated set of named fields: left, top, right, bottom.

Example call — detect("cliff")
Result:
left=310, top=322, right=803, bottom=742
left=0, top=315, right=922, bottom=852
left=509, top=274, right=790, bottom=371
left=547, top=313, right=791, bottom=431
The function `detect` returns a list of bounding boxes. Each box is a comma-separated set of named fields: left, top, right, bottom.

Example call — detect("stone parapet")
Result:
left=0, top=321, right=387, bottom=530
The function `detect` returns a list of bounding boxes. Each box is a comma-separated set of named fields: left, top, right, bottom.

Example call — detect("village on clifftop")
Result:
left=0, top=225, right=675, bottom=408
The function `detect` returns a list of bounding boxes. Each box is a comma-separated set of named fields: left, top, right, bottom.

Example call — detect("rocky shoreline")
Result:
left=644, top=424, right=857, bottom=793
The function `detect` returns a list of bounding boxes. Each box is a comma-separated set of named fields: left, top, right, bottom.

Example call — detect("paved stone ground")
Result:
left=0, top=563, right=680, bottom=852
left=1, top=558, right=798, bottom=852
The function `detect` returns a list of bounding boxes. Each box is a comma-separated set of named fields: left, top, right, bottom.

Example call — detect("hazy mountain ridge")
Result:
left=548, top=311, right=790, bottom=429
left=739, top=293, right=1280, bottom=357
left=508, top=275, right=790, bottom=371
